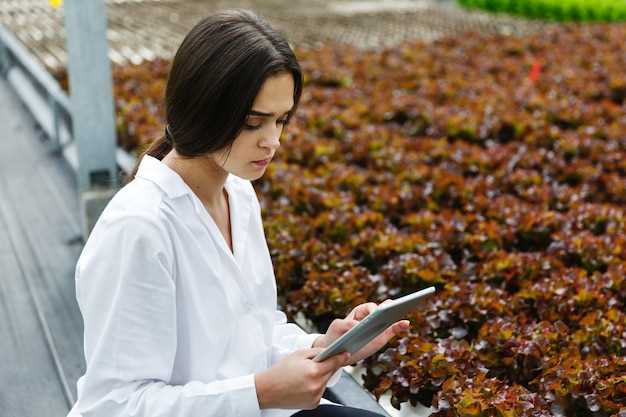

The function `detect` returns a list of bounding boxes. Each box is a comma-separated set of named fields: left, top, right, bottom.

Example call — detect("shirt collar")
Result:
left=136, top=154, right=255, bottom=272
left=135, top=154, right=234, bottom=200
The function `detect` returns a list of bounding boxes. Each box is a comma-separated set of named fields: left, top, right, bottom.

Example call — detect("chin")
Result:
left=250, top=171, right=266, bottom=180
left=232, top=169, right=265, bottom=181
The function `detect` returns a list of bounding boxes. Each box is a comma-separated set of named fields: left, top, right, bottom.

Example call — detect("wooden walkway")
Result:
left=0, top=76, right=83, bottom=417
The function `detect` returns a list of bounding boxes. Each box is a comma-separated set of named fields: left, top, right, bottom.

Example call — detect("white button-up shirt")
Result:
left=67, top=155, right=341, bottom=417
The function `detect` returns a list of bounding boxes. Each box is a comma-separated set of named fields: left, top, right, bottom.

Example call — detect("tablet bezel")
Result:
left=312, top=286, right=436, bottom=362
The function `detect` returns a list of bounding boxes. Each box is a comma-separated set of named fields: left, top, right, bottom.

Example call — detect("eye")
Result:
left=243, top=117, right=263, bottom=130
left=244, top=116, right=290, bottom=130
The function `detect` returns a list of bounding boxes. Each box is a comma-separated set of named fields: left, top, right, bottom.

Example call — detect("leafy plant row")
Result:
left=458, top=0, right=626, bottom=22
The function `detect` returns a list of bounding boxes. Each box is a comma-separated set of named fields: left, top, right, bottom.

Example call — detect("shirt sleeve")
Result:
left=270, top=310, right=343, bottom=388
left=71, top=215, right=262, bottom=417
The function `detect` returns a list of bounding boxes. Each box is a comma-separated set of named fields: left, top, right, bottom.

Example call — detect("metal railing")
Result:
left=0, top=23, right=135, bottom=177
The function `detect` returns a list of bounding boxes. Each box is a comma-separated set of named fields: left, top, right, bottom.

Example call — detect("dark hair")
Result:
left=125, top=9, right=303, bottom=183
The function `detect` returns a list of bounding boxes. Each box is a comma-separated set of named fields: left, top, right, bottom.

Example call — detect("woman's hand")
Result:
left=312, top=300, right=410, bottom=365
left=255, top=348, right=350, bottom=410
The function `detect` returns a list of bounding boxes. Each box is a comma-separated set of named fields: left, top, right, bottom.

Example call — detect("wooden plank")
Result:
left=2, top=169, right=85, bottom=391
left=0, top=195, right=69, bottom=417
left=0, top=77, right=83, bottom=414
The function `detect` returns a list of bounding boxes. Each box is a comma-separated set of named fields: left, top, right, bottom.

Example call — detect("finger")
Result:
left=346, top=306, right=358, bottom=320
left=347, top=302, right=376, bottom=320
left=298, top=347, right=326, bottom=359
left=331, top=351, right=351, bottom=368
left=345, top=319, right=359, bottom=331
left=393, top=320, right=410, bottom=333
left=374, top=322, right=409, bottom=345
left=318, top=351, right=350, bottom=373
left=382, top=320, right=409, bottom=337
left=377, top=321, right=410, bottom=343
left=354, top=302, right=378, bottom=320
left=333, top=318, right=359, bottom=333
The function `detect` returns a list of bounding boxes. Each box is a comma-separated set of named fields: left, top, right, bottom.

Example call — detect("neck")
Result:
left=161, top=149, right=228, bottom=209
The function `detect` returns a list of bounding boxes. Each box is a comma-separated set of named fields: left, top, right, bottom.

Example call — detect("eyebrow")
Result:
left=249, top=108, right=292, bottom=117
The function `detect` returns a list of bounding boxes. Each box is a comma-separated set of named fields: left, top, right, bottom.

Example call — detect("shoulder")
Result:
left=79, top=183, right=175, bottom=276
left=89, top=178, right=172, bottom=246
left=107, top=177, right=167, bottom=217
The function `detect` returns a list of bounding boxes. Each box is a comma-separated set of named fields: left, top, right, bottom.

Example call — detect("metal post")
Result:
left=48, top=96, right=61, bottom=152
left=0, top=41, right=9, bottom=76
left=63, top=0, right=118, bottom=239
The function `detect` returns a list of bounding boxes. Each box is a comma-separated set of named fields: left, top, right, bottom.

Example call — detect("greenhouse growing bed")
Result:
left=51, top=21, right=626, bottom=417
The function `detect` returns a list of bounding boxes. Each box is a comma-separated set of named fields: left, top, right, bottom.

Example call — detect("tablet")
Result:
left=313, top=286, right=436, bottom=362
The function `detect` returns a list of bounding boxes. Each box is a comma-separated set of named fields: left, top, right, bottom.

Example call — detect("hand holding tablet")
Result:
left=313, top=286, right=436, bottom=362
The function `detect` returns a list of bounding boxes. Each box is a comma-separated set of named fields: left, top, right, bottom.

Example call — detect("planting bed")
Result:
left=54, top=22, right=626, bottom=416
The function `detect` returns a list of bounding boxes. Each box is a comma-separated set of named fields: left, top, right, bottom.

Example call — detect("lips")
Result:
left=251, top=158, right=271, bottom=168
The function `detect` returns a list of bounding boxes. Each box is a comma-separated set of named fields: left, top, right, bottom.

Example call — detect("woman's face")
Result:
left=211, top=72, right=295, bottom=180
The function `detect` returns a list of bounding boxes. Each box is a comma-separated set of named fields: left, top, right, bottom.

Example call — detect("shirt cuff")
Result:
left=233, top=374, right=263, bottom=417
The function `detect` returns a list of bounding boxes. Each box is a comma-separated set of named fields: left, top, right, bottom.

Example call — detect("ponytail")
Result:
left=124, top=126, right=174, bottom=185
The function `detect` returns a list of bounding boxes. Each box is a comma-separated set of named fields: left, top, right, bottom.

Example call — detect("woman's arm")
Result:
left=72, top=216, right=261, bottom=417
left=255, top=346, right=349, bottom=410
left=270, top=310, right=343, bottom=388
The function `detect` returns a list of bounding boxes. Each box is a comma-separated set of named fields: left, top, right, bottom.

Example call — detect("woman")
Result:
left=67, top=9, right=409, bottom=417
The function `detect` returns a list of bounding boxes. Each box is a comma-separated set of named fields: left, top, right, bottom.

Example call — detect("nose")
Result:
left=259, top=124, right=282, bottom=152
